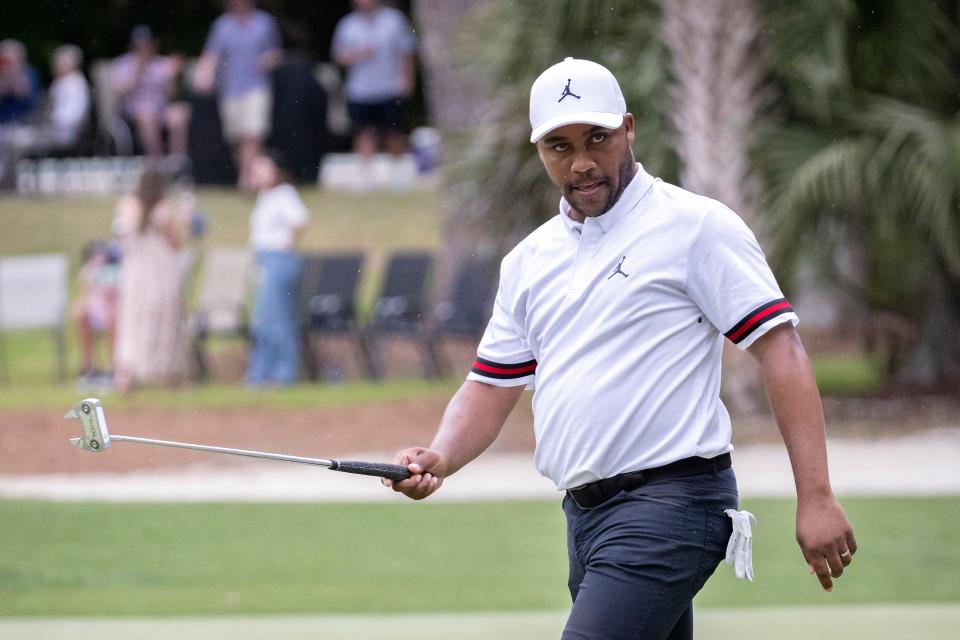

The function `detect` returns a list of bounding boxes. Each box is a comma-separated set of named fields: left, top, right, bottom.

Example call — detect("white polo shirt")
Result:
left=467, top=164, right=798, bottom=490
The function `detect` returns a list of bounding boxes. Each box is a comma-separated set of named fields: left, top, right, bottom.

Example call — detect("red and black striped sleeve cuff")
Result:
left=724, top=298, right=794, bottom=345
left=470, top=357, right=537, bottom=380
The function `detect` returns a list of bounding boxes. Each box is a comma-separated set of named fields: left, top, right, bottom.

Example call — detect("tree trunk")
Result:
left=411, top=0, right=496, bottom=299
left=659, top=0, right=774, bottom=414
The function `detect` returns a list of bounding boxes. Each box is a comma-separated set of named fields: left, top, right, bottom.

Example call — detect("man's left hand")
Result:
left=796, top=493, right=857, bottom=592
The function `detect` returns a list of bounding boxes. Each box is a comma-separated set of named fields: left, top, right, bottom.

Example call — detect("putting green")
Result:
left=2, top=604, right=956, bottom=640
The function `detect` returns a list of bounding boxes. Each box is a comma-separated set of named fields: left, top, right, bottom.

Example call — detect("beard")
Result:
left=565, top=146, right=637, bottom=218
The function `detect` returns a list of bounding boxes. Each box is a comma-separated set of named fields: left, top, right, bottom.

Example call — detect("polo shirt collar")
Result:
left=559, top=163, right=655, bottom=237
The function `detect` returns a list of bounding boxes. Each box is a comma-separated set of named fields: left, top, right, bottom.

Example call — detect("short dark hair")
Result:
left=260, top=148, right=293, bottom=184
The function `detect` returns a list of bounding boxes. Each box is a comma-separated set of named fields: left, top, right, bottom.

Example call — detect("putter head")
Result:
left=64, top=398, right=111, bottom=452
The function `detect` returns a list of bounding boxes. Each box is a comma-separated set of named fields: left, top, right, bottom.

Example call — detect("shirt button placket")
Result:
left=568, top=220, right=601, bottom=297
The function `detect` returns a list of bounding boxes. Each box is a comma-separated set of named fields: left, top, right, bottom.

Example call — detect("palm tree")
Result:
left=412, top=0, right=496, bottom=296
left=434, top=0, right=960, bottom=389
left=757, top=0, right=960, bottom=388
left=660, top=0, right=774, bottom=414
left=660, top=0, right=772, bottom=227
left=451, top=0, right=675, bottom=249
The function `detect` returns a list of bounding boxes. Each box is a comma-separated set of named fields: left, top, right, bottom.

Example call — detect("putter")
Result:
left=65, top=398, right=412, bottom=482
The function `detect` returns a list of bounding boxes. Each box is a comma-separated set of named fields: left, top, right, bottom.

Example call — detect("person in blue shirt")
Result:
left=332, top=0, right=416, bottom=189
left=194, top=0, right=283, bottom=191
left=0, top=39, right=42, bottom=124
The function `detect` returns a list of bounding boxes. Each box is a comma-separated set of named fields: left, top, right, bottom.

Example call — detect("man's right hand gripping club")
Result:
left=383, top=381, right=525, bottom=501
left=385, top=447, right=448, bottom=500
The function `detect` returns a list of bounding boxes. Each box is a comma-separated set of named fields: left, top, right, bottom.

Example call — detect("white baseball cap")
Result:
left=529, top=57, right=626, bottom=143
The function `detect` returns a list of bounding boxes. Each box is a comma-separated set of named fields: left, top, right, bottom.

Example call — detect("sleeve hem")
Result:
left=466, top=372, right=534, bottom=388
left=734, top=313, right=798, bottom=351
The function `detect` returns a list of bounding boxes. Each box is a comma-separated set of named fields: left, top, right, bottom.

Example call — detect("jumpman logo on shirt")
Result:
left=558, top=79, right=582, bottom=102
left=607, top=256, right=629, bottom=279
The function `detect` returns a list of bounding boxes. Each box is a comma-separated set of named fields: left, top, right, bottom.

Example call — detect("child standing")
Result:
left=246, top=149, right=308, bottom=386
left=72, top=241, right=120, bottom=387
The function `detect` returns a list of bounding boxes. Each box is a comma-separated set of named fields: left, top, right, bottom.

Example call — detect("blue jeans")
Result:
left=562, top=467, right=739, bottom=640
left=247, top=251, right=302, bottom=385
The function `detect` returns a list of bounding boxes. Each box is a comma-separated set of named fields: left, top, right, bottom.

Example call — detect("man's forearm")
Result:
left=753, top=326, right=833, bottom=499
left=430, top=380, right=524, bottom=475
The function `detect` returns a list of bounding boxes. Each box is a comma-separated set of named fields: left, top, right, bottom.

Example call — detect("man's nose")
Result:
left=570, top=149, right=597, bottom=175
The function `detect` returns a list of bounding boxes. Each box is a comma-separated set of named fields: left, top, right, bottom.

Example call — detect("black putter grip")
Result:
left=329, top=459, right=413, bottom=482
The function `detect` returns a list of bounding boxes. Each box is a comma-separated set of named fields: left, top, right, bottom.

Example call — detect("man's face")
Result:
left=132, top=40, right=155, bottom=58
left=227, top=0, right=254, bottom=14
left=536, top=114, right=636, bottom=220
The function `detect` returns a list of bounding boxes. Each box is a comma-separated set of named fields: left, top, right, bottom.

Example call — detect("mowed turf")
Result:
left=2, top=497, right=958, bottom=616
left=3, top=606, right=960, bottom=640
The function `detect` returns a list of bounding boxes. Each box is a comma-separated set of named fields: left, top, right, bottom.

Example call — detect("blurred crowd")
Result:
left=0, top=0, right=417, bottom=191
left=5, top=0, right=421, bottom=391
left=74, top=146, right=307, bottom=392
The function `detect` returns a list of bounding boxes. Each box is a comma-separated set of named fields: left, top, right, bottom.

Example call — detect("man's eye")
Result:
left=552, top=143, right=570, bottom=152
left=590, top=133, right=607, bottom=144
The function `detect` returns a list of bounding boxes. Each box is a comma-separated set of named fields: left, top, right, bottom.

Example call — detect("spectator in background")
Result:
left=0, top=39, right=42, bottom=124
left=111, top=26, right=189, bottom=168
left=72, top=241, right=120, bottom=389
left=246, top=149, right=307, bottom=387
left=165, top=51, right=192, bottom=168
left=47, top=45, right=90, bottom=146
left=113, top=170, right=192, bottom=391
left=332, top=0, right=416, bottom=189
left=0, top=44, right=89, bottom=187
left=194, top=0, right=282, bottom=191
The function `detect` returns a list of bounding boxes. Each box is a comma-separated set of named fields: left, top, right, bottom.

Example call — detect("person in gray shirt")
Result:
left=332, top=0, right=416, bottom=189
left=194, top=0, right=282, bottom=191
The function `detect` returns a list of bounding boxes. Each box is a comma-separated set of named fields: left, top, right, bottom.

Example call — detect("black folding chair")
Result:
left=365, top=252, right=436, bottom=379
left=428, top=255, right=499, bottom=376
left=298, top=252, right=369, bottom=380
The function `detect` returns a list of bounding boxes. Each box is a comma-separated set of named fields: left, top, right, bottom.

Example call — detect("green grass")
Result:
left=811, top=353, right=884, bottom=396
left=0, top=188, right=441, bottom=258
left=0, top=377, right=459, bottom=411
left=3, top=606, right=960, bottom=640
left=1, top=497, right=957, bottom=617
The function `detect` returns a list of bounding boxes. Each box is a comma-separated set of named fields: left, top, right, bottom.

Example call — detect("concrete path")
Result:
left=2, top=428, right=958, bottom=502
left=2, top=604, right=958, bottom=640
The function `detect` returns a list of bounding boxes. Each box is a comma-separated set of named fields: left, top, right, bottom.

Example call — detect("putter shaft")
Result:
left=65, top=398, right=413, bottom=482
left=110, top=435, right=336, bottom=468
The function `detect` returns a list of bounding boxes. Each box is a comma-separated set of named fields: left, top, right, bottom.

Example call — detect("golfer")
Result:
left=387, top=58, right=856, bottom=639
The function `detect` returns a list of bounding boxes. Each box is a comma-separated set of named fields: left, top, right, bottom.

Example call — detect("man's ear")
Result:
left=623, top=113, right=636, bottom=146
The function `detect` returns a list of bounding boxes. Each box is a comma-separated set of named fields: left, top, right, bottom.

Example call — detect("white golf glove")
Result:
left=724, top=509, right=757, bottom=582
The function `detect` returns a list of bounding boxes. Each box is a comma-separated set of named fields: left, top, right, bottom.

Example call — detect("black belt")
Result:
left=566, top=453, right=732, bottom=509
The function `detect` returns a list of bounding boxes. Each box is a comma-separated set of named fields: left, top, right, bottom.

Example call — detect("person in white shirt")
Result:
left=0, top=44, right=89, bottom=187
left=385, top=58, right=857, bottom=639
left=48, top=45, right=90, bottom=145
left=246, top=148, right=308, bottom=386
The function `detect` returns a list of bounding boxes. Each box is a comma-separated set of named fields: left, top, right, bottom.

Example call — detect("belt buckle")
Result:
left=567, top=483, right=602, bottom=511
left=567, top=486, right=591, bottom=510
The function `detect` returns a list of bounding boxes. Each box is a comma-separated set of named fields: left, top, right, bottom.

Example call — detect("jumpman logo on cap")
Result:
left=558, top=79, right=582, bottom=102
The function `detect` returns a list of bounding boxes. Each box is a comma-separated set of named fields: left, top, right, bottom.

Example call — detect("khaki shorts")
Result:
left=219, top=87, right=272, bottom=142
